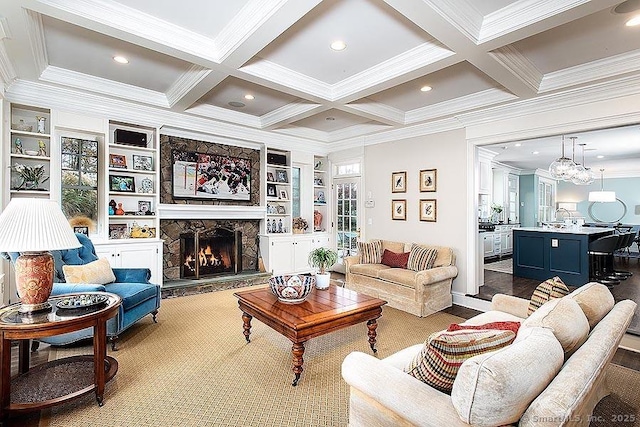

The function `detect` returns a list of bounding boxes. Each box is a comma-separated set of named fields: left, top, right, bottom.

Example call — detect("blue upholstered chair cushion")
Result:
left=106, top=282, right=159, bottom=311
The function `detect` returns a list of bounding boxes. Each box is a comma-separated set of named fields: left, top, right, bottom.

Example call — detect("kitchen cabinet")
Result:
left=93, top=239, right=163, bottom=286
left=482, top=232, right=495, bottom=258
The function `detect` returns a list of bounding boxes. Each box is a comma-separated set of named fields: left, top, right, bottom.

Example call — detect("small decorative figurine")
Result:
left=266, top=219, right=272, bottom=233
left=108, top=199, right=117, bottom=215
left=115, top=203, right=125, bottom=215
left=14, top=138, right=23, bottom=154
left=37, top=140, right=47, bottom=156
left=278, top=219, right=283, bottom=233
left=36, top=116, right=47, bottom=134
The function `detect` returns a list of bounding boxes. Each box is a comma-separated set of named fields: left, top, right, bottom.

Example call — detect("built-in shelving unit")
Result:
left=313, top=155, right=329, bottom=232
left=265, top=149, right=292, bottom=234
left=106, top=121, right=159, bottom=240
left=7, top=104, right=52, bottom=199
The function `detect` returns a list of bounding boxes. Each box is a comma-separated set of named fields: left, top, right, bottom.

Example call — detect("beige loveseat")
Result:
left=344, top=240, right=458, bottom=317
left=342, top=282, right=636, bottom=427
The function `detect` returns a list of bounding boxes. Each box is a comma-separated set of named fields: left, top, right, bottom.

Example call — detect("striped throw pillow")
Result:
left=407, top=245, right=438, bottom=272
left=527, top=276, right=570, bottom=316
left=357, top=240, right=382, bottom=264
left=405, top=328, right=517, bottom=393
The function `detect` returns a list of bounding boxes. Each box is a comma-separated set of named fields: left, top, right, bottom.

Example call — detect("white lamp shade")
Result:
left=588, top=191, right=616, bottom=203
left=0, top=198, right=81, bottom=252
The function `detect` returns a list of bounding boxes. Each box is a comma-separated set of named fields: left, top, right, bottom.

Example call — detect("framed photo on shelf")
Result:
left=267, top=183, right=277, bottom=197
left=73, top=226, right=89, bottom=236
left=138, top=178, right=154, bottom=194
left=279, top=189, right=288, bottom=200
left=391, top=199, right=407, bottom=220
left=276, top=169, right=288, bottom=183
left=138, top=200, right=151, bottom=214
left=315, top=190, right=326, bottom=203
left=109, top=154, right=127, bottom=169
left=108, top=224, right=128, bottom=239
left=109, top=175, right=135, bottom=193
left=420, top=199, right=437, bottom=222
left=314, top=177, right=324, bottom=186
left=267, top=172, right=275, bottom=182
left=276, top=205, right=286, bottom=214
left=392, top=171, right=407, bottom=193
left=420, top=169, right=437, bottom=192
left=132, top=154, right=153, bottom=171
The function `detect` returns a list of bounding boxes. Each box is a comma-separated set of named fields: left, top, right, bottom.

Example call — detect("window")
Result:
left=335, top=162, right=360, bottom=176
left=60, top=136, right=99, bottom=225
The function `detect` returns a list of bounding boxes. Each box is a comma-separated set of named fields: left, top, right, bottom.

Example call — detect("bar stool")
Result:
left=611, top=232, right=634, bottom=279
left=588, top=234, right=621, bottom=286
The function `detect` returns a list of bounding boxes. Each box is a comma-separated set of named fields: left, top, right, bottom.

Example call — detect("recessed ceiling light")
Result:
left=330, top=40, right=346, bottom=51
left=113, top=56, right=129, bottom=64
left=244, top=94, right=254, bottom=100
left=597, top=155, right=605, bottom=158
left=420, top=85, right=432, bottom=92
left=514, top=143, right=522, bottom=147
left=626, top=15, right=640, bottom=26
left=532, top=151, right=539, bottom=155
left=326, top=117, right=336, bottom=121
left=228, top=101, right=245, bottom=108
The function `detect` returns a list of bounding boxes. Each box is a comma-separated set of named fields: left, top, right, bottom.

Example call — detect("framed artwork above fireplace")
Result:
left=171, top=150, right=251, bottom=201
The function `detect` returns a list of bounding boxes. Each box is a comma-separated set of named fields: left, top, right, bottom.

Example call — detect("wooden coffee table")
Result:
left=234, top=284, right=387, bottom=386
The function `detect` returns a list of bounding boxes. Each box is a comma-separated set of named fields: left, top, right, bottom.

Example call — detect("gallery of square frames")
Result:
left=420, top=199, right=437, bottom=222
left=391, top=199, right=406, bottom=220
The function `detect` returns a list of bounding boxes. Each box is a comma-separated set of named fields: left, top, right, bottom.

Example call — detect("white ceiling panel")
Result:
left=289, top=108, right=379, bottom=132
left=43, top=16, right=192, bottom=93
left=473, top=0, right=519, bottom=16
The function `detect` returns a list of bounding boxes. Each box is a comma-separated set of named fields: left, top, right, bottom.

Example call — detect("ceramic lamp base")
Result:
left=15, top=251, right=54, bottom=314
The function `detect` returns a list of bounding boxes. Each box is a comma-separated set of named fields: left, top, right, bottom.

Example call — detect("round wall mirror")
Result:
left=588, top=198, right=627, bottom=223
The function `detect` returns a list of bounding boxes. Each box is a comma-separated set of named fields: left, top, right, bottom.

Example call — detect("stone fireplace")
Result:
left=180, top=228, right=242, bottom=279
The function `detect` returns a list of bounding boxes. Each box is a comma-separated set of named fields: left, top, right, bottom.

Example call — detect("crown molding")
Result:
left=539, top=50, right=640, bottom=93
left=479, top=0, right=589, bottom=43
left=272, top=125, right=328, bottom=142
left=342, top=102, right=405, bottom=125
left=185, top=103, right=262, bottom=128
left=327, top=122, right=392, bottom=143
left=40, top=66, right=170, bottom=108
left=214, top=0, right=289, bottom=62
left=458, top=73, right=640, bottom=128
left=37, top=0, right=220, bottom=63
left=489, top=45, right=542, bottom=92
left=406, top=88, right=517, bottom=124
left=24, top=10, right=48, bottom=76
left=160, top=126, right=263, bottom=151
left=165, top=65, right=211, bottom=108
left=332, top=42, right=455, bottom=101
left=260, top=101, right=324, bottom=129
left=239, top=59, right=332, bottom=100
left=423, top=0, right=482, bottom=43
left=5, top=79, right=325, bottom=151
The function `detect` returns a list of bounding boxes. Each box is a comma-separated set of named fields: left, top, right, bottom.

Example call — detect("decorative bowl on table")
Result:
left=269, top=275, right=315, bottom=304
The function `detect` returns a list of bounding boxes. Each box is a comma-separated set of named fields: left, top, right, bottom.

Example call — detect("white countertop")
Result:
left=514, top=226, right=616, bottom=235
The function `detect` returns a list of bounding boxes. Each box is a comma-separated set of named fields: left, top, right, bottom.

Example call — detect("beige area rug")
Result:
left=38, top=286, right=462, bottom=427
left=484, top=258, right=513, bottom=274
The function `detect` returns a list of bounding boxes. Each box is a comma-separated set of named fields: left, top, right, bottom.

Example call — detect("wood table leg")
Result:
left=367, top=319, right=378, bottom=354
left=18, top=340, right=30, bottom=374
left=291, top=342, right=305, bottom=386
left=94, top=320, right=107, bottom=406
left=242, top=313, right=252, bottom=343
left=0, top=338, right=11, bottom=422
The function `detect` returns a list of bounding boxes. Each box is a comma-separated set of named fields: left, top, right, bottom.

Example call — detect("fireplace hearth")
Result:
left=180, top=228, right=242, bottom=279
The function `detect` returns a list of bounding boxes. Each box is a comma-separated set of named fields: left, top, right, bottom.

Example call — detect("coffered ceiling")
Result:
left=1, top=0, right=640, bottom=168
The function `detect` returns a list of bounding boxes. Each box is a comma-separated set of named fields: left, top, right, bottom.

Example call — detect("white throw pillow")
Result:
left=63, top=258, right=116, bottom=285
left=568, top=282, right=615, bottom=329
left=451, top=327, right=564, bottom=427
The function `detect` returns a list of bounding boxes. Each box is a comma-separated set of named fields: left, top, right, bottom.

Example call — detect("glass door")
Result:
left=334, top=177, right=360, bottom=273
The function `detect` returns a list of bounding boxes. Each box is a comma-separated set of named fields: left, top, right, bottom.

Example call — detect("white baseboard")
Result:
left=452, top=292, right=491, bottom=312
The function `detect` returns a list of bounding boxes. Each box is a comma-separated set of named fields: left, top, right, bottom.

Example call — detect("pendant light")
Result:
left=588, top=169, right=616, bottom=202
left=571, top=141, right=595, bottom=185
left=549, top=135, right=577, bottom=180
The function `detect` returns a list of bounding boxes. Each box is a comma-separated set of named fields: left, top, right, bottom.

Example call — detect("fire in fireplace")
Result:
left=180, top=228, right=242, bottom=279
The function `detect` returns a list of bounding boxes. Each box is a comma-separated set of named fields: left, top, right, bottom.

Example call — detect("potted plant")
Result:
left=308, top=247, right=338, bottom=290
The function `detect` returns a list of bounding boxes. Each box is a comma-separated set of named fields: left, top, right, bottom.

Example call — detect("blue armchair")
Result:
left=4, top=233, right=160, bottom=350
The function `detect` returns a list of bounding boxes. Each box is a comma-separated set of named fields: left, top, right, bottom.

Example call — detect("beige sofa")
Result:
left=344, top=240, right=458, bottom=317
left=342, top=282, right=637, bottom=427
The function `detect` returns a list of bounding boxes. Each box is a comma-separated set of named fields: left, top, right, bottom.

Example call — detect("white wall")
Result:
left=363, top=128, right=469, bottom=294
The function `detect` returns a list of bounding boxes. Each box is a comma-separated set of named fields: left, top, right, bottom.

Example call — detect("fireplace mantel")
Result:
left=158, top=204, right=265, bottom=220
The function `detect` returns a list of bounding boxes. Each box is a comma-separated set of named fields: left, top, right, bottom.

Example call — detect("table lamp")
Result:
left=0, top=198, right=81, bottom=313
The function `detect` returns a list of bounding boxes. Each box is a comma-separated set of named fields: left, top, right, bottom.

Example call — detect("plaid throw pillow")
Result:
left=407, top=245, right=438, bottom=272
left=528, top=276, right=570, bottom=316
left=357, top=240, right=382, bottom=264
left=405, top=328, right=516, bottom=393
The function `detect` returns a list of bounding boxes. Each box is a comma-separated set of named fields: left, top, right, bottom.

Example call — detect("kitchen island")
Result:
left=513, top=226, right=615, bottom=286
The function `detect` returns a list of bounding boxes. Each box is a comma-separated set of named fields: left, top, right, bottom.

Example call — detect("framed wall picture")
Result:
left=109, top=175, right=135, bottom=192
left=267, top=183, right=277, bottom=197
left=392, top=171, right=407, bottom=193
left=420, top=169, right=437, bottom=192
left=276, top=169, right=288, bottom=183
left=109, top=154, right=127, bottom=169
left=420, top=199, right=437, bottom=222
left=392, top=199, right=407, bottom=220
left=132, top=154, right=153, bottom=171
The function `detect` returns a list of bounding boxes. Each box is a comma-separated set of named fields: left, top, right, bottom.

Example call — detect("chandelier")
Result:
left=548, top=135, right=577, bottom=180
left=571, top=140, right=595, bottom=185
